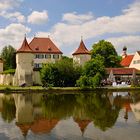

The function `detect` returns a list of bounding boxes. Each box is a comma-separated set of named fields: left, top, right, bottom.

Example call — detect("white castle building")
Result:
left=5, top=36, right=91, bottom=86
left=13, top=37, right=63, bottom=86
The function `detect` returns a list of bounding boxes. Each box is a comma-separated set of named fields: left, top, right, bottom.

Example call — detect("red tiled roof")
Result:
left=106, top=68, right=140, bottom=75
left=31, top=118, right=59, bottom=134
left=17, top=37, right=33, bottom=53
left=120, top=55, right=134, bottom=67
left=29, top=37, right=63, bottom=54
left=72, top=40, right=90, bottom=55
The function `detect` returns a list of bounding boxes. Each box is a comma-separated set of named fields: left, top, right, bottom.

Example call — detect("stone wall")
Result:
left=0, top=74, right=14, bottom=85
left=33, top=71, right=42, bottom=85
left=0, top=71, right=42, bottom=86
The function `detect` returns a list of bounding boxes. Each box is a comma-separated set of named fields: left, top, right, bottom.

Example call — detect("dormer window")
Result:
left=48, top=47, right=52, bottom=51
left=35, top=47, right=39, bottom=51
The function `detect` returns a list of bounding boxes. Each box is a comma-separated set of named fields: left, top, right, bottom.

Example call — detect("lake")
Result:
left=0, top=91, right=140, bottom=140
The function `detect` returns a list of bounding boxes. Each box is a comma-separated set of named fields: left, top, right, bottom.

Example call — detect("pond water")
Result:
left=0, top=91, right=140, bottom=140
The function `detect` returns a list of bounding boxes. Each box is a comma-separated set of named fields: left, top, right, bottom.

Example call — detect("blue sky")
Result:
left=0, top=0, right=140, bottom=56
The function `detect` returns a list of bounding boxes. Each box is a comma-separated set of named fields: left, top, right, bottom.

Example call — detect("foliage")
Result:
left=91, top=40, right=121, bottom=67
left=40, top=58, right=82, bottom=87
left=1, top=96, right=16, bottom=123
left=0, top=45, right=16, bottom=70
left=77, top=55, right=105, bottom=88
left=2, top=69, right=15, bottom=75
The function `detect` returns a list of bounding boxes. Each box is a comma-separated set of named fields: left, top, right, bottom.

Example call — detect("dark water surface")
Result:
left=0, top=91, right=140, bottom=140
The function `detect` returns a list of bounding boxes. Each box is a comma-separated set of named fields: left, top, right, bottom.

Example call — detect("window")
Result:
left=137, top=60, right=140, bottom=64
left=35, top=54, right=44, bottom=59
left=53, top=54, right=59, bottom=59
left=34, top=63, right=42, bottom=68
left=133, top=60, right=136, bottom=64
left=45, top=54, right=51, bottom=59
left=35, top=54, right=39, bottom=58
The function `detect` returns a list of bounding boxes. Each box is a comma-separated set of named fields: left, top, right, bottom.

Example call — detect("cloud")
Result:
left=107, top=35, right=140, bottom=54
left=0, top=11, right=25, bottom=23
left=38, top=1, right=140, bottom=53
left=0, top=0, right=23, bottom=11
left=62, top=12, right=94, bottom=24
left=0, top=23, right=31, bottom=50
left=28, top=10, right=48, bottom=25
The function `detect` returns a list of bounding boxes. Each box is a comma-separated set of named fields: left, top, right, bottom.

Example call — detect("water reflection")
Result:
left=0, top=91, right=139, bottom=139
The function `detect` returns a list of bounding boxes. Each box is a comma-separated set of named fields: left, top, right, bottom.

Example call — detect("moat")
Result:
left=0, top=90, right=140, bottom=140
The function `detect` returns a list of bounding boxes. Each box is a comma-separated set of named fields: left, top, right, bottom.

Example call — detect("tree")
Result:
left=91, top=40, right=121, bottom=67
left=77, top=55, right=105, bottom=88
left=40, top=58, right=82, bottom=87
left=0, top=45, right=16, bottom=70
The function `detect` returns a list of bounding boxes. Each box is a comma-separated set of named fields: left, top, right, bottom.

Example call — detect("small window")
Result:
left=34, top=63, right=42, bottom=68
left=133, top=60, right=136, bottom=64
left=35, top=54, right=39, bottom=58
left=137, top=60, right=140, bottom=63
left=53, top=54, right=59, bottom=59
left=45, top=54, right=51, bottom=59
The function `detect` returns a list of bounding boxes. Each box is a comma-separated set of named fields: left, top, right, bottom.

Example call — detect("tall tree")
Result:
left=77, top=55, right=105, bottom=88
left=91, top=40, right=121, bottom=68
left=1, top=45, right=16, bottom=70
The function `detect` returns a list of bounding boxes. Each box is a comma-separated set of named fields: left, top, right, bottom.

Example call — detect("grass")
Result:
left=0, top=85, right=140, bottom=94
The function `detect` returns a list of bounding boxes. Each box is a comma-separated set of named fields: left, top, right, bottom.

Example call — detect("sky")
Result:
left=0, top=0, right=140, bottom=56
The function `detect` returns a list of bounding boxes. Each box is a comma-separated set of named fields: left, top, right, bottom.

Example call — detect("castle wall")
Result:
left=73, top=54, right=91, bottom=66
left=33, top=71, right=42, bottom=85
left=14, top=53, right=34, bottom=86
left=0, top=74, right=14, bottom=85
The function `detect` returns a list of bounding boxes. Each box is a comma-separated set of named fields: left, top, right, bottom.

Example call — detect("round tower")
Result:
left=72, top=39, right=91, bottom=66
left=14, top=37, right=34, bottom=86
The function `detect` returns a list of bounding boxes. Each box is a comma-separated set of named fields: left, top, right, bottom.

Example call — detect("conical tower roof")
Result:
left=17, top=37, right=33, bottom=53
left=72, top=39, right=90, bottom=55
left=74, top=119, right=91, bottom=136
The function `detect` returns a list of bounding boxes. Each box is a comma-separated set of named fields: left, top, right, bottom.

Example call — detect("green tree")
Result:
left=77, top=55, right=105, bottom=88
left=40, top=58, right=82, bottom=87
left=1, top=45, right=16, bottom=70
left=91, top=40, right=121, bottom=67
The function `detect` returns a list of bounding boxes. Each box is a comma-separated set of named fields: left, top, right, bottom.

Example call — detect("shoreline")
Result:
left=0, top=86, right=140, bottom=94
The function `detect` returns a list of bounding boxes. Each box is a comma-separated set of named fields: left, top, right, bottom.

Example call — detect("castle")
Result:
left=13, top=36, right=90, bottom=86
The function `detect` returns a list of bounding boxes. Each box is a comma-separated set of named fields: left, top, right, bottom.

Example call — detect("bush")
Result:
left=40, top=59, right=82, bottom=87
left=2, top=69, right=15, bottom=75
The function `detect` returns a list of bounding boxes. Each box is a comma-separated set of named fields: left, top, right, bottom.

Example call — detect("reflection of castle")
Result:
left=130, top=102, right=140, bottom=122
left=74, top=119, right=91, bottom=136
left=12, top=94, right=92, bottom=137
left=0, top=92, right=140, bottom=138
left=108, top=92, right=132, bottom=121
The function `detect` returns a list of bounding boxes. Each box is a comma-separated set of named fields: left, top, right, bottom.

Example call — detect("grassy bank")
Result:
left=0, top=85, right=140, bottom=94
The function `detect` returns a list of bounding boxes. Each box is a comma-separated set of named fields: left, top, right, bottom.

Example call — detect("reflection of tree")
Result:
left=86, top=93, right=121, bottom=131
left=1, top=96, right=16, bottom=123
left=41, top=92, right=121, bottom=131
left=41, top=94, right=76, bottom=119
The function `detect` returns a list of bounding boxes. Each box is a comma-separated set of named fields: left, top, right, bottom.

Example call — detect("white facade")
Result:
left=129, top=52, right=140, bottom=70
left=34, top=53, right=62, bottom=68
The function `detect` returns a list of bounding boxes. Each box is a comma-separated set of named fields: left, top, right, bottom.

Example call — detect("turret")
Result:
left=13, top=37, right=34, bottom=86
left=72, top=38, right=91, bottom=66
